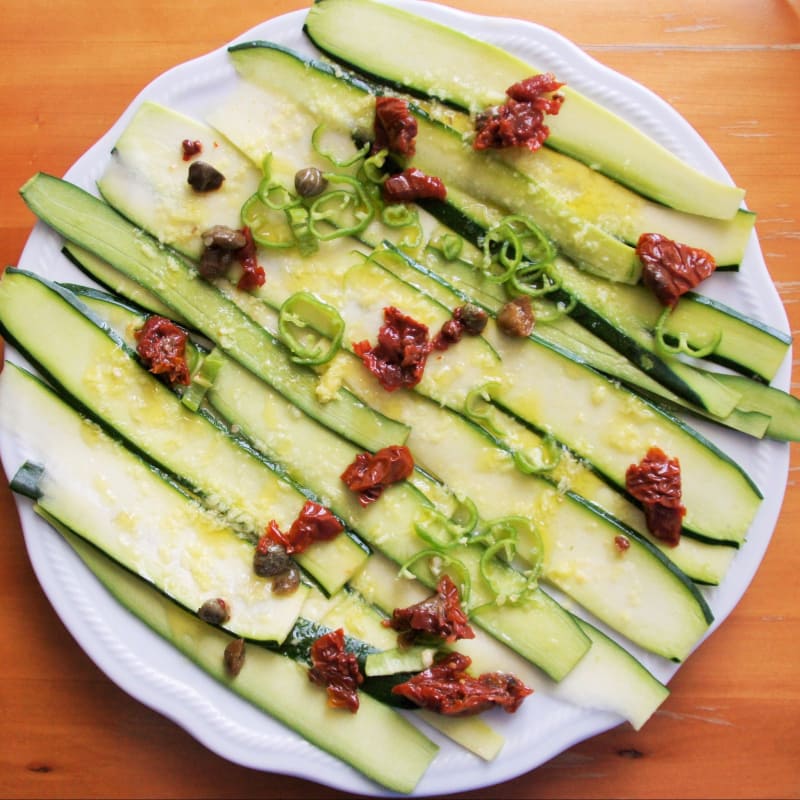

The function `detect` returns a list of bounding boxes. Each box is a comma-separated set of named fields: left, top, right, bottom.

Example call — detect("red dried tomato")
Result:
left=636, top=232, right=717, bottom=308
left=474, top=73, right=565, bottom=152
left=265, top=500, right=344, bottom=555
left=384, top=575, right=475, bottom=646
left=235, top=226, right=265, bottom=291
left=181, top=139, right=202, bottom=161
left=374, top=96, right=418, bottom=157
left=382, top=167, right=447, bottom=204
left=340, top=444, right=415, bottom=507
left=308, top=628, right=363, bottom=713
left=353, top=306, right=433, bottom=392
left=135, top=315, right=191, bottom=386
left=392, top=652, right=533, bottom=716
left=625, top=446, right=686, bottom=546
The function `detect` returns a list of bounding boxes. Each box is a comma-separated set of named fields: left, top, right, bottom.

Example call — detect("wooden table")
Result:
left=1, top=1, right=798, bottom=797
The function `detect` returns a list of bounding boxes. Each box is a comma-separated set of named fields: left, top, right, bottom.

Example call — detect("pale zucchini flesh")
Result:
left=85, top=104, right=716, bottom=655
left=352, top=553, right=669, bottom=731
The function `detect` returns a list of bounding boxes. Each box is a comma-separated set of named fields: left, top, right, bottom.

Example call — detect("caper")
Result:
left=198, top=246, right=233, bottom=279
left=294, top=166, right=328, bottom=198
left=187, top=160, right=225, bottom=192
left=496, top=296, right=534, bottom=338
left=253, top=540, right=292, bottom=578
left=271, top=564, right=301, bottom=596
left=198, top=597, right=230, bottom=625
left=201, top=225, right=247, bottom=251
left=223, top=638, right=246, bottom=677
left=197, top=225, right=246, bottom=279
left=454, top=303, right=488, bottom=336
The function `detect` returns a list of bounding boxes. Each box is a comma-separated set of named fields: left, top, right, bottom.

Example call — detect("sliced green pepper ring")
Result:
left=398, top=549, right=472, bottom=608
left=278, top=291, right=345, bottom=365
left=413, top=495, right=479, bottom=550
left=478, top=536, right=520, bottom=600
left=513, top=433, right=562, bottom=475
left=654, top=305, right=722, bottom=359
left=241, top=192, right=295, bottom=249
left=463, top=380, right=504, bottom=437
left=309, top=174, right=375, bottom=240
left=510, top=261, right=562, bottom=298
left=362, top=148, right=389, bottom=184
left=439, top=232, right=463, bottom=261
left=311, top=123, right=370, bottom=168
left=257, top=178, right=301, bottom=211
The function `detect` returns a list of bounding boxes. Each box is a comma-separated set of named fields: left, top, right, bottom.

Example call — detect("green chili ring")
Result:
left=278, top=291, right=345, bottom=365
left=311, top=123, right=370, bottom=168
left=654, top=305, right=722, bottom=359
left=257, top=178, right=301, bottom=211
left=398, top=549, right=472, bottom=608
left=510, top=261, right=561, bottom=298
left=463, top=381, right=504, bottom=437
left=309, top=174, right=375, bottom=240
left=241, top=193, right=295, bottom=249
left=513, top=433, right=562, bottom=475
left=413, top=496, right=479, bottom=550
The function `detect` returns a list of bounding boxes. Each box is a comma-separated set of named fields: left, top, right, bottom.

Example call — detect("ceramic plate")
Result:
left=2, top=1, right=790, bottom=796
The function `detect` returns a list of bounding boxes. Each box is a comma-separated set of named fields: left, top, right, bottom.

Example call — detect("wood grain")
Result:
left=1, top=2, right=798, bottom=798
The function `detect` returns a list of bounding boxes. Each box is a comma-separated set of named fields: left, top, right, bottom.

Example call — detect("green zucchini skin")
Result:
left=42, top=519, right=438, bottom=794
left=227, top=40, right=641, bottom=285
left=302, top=0, right=746, bottom=219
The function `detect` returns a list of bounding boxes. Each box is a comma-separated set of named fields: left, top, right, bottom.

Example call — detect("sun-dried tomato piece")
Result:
left=625, top=446, right=686, bottom=546
left=505, top=74, right=566, bottom=109
left=384, top=575, right=475, bottom=647
left=353, top=306, right=433, bottom=392
left=265, top=500, right=344, bottom=555
left=392, top=652, right=533, bottom=716
left=636, top=232, right=717, bottom=308
left=235, top=226, right=266, bottom=291
left=374, top=96, right=418, bottom=157
left=135, top=315, right=191, bottom=386
left=308, top=628, right=363, bottom=713
left=382, top=167, right=446, bottom=204
left=340, top=445, right=415, bottom=507
left=181, top=138, right=203, bottom=161
left=474, top=73, right=565, bottom=152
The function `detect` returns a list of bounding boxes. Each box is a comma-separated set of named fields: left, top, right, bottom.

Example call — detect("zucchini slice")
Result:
left=0, top=363, right=308, bottom=643
left=352, top=554, right=670, bottom=731
left=303, top=0, right=745, bottom=218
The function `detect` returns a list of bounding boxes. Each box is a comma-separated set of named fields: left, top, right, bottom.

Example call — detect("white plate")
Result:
left=3, top=1, right=791, bottom=796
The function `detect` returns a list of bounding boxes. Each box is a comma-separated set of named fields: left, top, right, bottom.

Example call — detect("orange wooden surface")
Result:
left=1, top=1, right=799, bottom=798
